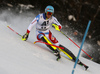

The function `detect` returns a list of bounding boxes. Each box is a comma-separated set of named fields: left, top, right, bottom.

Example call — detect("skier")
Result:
left=22, top=5, right=88, bottom=70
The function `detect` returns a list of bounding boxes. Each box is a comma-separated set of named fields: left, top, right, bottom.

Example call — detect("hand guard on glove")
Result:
left=52, top=24, right=62, bottom=31
left=22, top=33, right=29, bottom=41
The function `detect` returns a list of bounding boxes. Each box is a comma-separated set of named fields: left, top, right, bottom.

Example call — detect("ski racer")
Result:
left=22, top=5, right=88, bottom=70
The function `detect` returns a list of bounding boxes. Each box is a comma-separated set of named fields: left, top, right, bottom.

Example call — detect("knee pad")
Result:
left=41, top=36, right=57, bottom=50
left=37, top=33, right=45, bottom=41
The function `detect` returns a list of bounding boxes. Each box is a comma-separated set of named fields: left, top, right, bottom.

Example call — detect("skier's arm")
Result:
left=22, top=15, right=39, bottom=41
left=52, top=17, right=62, bottom=31
left=26, top=18, right=37, bottom=34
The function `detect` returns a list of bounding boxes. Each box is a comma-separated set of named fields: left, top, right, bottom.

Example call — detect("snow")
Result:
left=0, top=12, right=100, bottom=74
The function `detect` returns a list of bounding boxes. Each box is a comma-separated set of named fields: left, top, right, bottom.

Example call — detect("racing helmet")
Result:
left=45, top=5, right=54, bottom=15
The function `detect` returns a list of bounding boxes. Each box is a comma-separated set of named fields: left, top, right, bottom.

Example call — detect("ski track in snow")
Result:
left=0, top=11, right=100, bottom=74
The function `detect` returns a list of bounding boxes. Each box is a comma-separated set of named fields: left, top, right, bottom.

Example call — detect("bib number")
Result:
left=41, top=21, right=49, bottom=29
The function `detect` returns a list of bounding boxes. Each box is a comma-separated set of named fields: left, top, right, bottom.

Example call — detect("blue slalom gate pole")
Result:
left=72, top=20, right=91, bottom=74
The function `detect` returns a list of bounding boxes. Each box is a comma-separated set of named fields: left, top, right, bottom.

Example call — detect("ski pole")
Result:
left=72, top=20, right=91, bottom=74
left=7, top=25, right=22, bottom=37
left=59, top=28, right=93, bottom=60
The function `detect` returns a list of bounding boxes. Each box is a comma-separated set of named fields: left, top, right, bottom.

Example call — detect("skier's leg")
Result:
left=47, top=31, right=78, bottom=61
left=48, top=30, right=59, bottom=46
left=48, top=31, right=76, bottom=61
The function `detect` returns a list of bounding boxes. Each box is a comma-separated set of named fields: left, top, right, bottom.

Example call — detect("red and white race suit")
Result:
left=27, top=13, right=62, bottom=46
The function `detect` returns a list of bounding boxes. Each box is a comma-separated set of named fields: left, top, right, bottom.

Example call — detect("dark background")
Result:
left=0, top=0, right=100, bottom=63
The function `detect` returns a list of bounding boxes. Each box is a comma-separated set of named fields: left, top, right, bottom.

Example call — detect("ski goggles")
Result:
left=46, top=12, right=53, bottom=15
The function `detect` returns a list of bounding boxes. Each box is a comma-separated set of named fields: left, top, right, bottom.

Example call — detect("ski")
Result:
left=61, top=55, right=89, bottom=70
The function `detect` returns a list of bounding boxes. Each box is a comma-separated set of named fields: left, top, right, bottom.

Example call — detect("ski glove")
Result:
left=52, top=24, right=62, bottom=31
left=22, top=33, right=29, bottom=41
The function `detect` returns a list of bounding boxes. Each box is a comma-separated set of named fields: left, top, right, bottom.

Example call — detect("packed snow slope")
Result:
left=0, top=12, right=100, bottom=74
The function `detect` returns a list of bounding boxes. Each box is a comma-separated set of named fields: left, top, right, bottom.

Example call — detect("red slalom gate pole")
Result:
left=60, top=30, right=93, bottom=60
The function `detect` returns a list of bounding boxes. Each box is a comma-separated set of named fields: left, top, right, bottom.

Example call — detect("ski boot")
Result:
left=78, top=60, right=89, bottom=70
left=83, top=65, right=89, bottom=70
left=53, top=49, right=61, bottom=61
